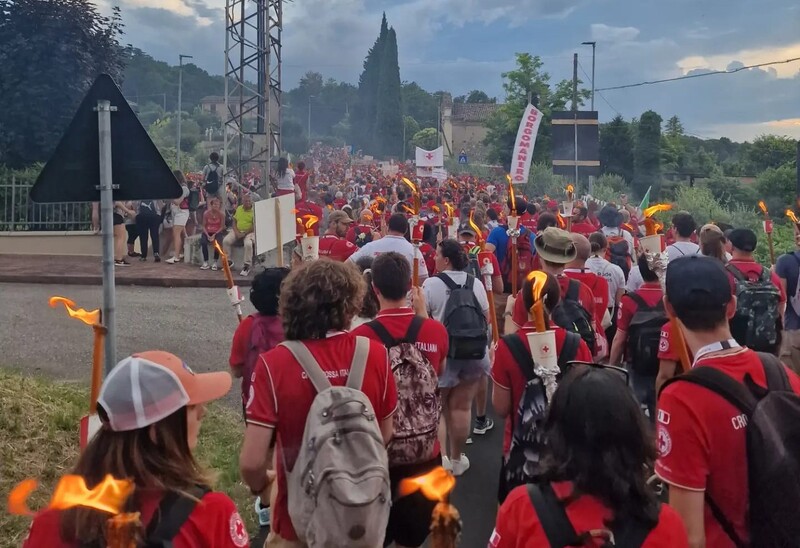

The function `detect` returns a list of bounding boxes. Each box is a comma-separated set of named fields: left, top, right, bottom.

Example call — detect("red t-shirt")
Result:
left=655, top=348, right=800, bottom=546
left=726, top=259, right=786, bottom=302
left=570, top=220, right=598, bottom=237
left=519, top=214, right=537, bottom=233
left=420, top=242, right=436, bottom=276
left=24, top=491, right=249, bottom=548
left=294, top=201, right=324, bottom=237
left=293, top=170, right=310, bottom=201
left=229, top=314, right=256, bottom=369
left=318, top=234, right=357, bottom=262
left=657, top=320, right=693, bottom=363
left=346, top=224, right=377, bottom=247
left=617, top=283, right=664, bottom=332
left=245, top=333, right=398, bottom=541
left=490, top=481, right=688, bottom=548
left=563, top=269, right=609, bottom=323
left=492, top=324, right=592, bottom=454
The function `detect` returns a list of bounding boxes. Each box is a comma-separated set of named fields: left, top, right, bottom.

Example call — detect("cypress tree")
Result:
left=634, top=110, right=663, bottom=198
left=375, top=27, right=403, bottom=157
left=352, top=14, right=387, bottom=152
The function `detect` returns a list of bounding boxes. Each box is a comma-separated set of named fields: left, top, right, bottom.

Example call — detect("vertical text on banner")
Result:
left=511, top=103, right=543, bottom=185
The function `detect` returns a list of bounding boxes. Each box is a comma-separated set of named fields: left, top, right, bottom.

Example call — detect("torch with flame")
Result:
left=565, top=184, right=575, bottom=202
left=212, top=240, right=243, bottom=322
left=398, top=467, right=461, bottom=548
left=642, top=203, right=672, bottom=236
left=9, top=474, right=139, bottom=547
left=757, top=200, right=776, bottom=265
left=296, top=214, right=321, bottom=261
left=401, top=177, right=422, bottom=215
left=787, top=209, right=799, bottom=226
left=526, top=271, right=549, bottom=334
left=49, top=297, right=106, bottom=418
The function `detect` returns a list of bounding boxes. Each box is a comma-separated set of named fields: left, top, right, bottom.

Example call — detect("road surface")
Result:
left=0, top=283, right=503, bottom=547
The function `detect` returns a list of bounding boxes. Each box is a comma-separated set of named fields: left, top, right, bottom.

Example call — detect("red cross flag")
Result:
left=415, top=146, right=444, bottom=168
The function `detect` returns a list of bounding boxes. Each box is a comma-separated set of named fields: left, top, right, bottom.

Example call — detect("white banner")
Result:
left=416, top=167, right=448, bottom=182
left=510, top=103, right=543, bottom=184
left=415, top=146, right=444, bottom=167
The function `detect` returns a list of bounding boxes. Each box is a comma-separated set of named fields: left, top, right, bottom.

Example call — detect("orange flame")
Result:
left=49, top=296, right=100, bottom=326
left=556, top=212, right=566, bottom=228
left=508, top=177, right=516, bottom=213
left=469, top=212, right=482, bottom=244
left=8, top=475, right=134, bottom=516
left=432, top=205, right=441, bottom=214
left=566, top=184, right=575, bottom=200
left=444, top=203, right=455, bottom=218
left=398, top=466, right=455, bottom=502
left=786, top=210, right=799, bottom=224
left=526, top=271, right=549, bottom=302
left=758, top=200, right=768, bottom=216
left=642, top=204, right=672, bottom=219
left=622, top=222, right=636, bottom=232
left=400, top=204, right=416, bottom=216
left=401, top=177, right=418, bottom=196
left=301, top=215, right=319, bottom=230
left=526, top=271, right=549, bottom=333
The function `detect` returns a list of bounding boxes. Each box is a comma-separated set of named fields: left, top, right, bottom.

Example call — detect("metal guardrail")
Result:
left=0, top=177, right=93, bottom=232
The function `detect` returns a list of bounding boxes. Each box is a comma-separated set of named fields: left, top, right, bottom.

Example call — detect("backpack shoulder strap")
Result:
left=346, top=336, right=370, bottom=390
left=404, top=315, right=425, bottom=344
left=626, top=291, right=658, bottom=312
left=565, top=279, right=580, bottom=302
left=668, top=365, right=757, bottom=416
left=612, top=509, right=659, bottom=548
left=145, top=486, right=211, bottom=546
left=725, top=263, right=746, bottom=282
left=503, top=333, right=536, bottom=382
left=280, top=340, right=331, bottom=393
left=465, top=274, right=476, bottom=290
left=366, top=319, right=397, bottom=348
left=436, top=272, right=458, bottom=290
left=757, top=265, right=771, bottom=283
left=527, top=483, right=580, bottom=548
left=757, top=352, right=791, bottom=391
left=558, top=331, right=581, bottom=367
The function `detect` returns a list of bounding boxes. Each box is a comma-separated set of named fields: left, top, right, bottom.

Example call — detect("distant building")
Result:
left=441, top=93, right=502, bottom=162
left=200, top=95, right=258, bottom=121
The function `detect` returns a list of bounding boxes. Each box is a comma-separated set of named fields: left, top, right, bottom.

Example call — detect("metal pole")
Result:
left=307, top=95, right=311, bottom=148
left=402, top=118, right=406, bottom=161
left=10, top=175, right=15, bottom=231
left=591, top=43, right=596, bottom=111
left=573, top=53, right=579, bottom=186
left=96, top=100, right=117, bottom=373
left=177, top=57, right=183, bottom=168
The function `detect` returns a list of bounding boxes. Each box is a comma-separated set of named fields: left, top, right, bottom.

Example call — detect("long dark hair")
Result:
left=60, top=405, right=210, bottom=543
left=277, top=157, right=289, bottom=179
left=536, top=365, right=660, bottom=532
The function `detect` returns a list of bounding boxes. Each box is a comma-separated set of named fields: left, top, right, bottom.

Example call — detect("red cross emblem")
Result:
left=542, top=345, right=550, bottom=354
left=426, top=152, right=434, bottom=160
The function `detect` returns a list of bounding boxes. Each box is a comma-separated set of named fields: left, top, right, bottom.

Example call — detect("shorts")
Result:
left=113, top=213, right=125, bottom=226
left=171, top=206, right=190, bottom=227
left=497, top=457, right=510, bottom=504
left=385, top=455, right=442, bottom=547
left=438, top=356, right=490, bottom=388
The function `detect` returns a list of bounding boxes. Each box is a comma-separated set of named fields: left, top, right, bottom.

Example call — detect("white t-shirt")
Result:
left=422, top=270, right=490, bottom=323
left=275, top=168, right=296, bottom=191
left=667, top=241, right=700, bottom=262
left=348, top=235, right=428, bottom=282
left=585, top=255, right=626, bottom=308
left=601, top=226, right=634, bottom=257
left=626, top=265, right=644, bottom=293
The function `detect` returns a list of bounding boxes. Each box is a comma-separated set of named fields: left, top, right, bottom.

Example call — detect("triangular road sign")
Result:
left=31, top=74, right=182, bottom=203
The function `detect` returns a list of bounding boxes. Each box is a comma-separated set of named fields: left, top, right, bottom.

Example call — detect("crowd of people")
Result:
left=26, top=144, right=800, bottom=547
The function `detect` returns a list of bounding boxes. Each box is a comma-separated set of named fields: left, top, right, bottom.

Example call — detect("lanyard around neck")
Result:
left=692, top=339, right=740, bottom=368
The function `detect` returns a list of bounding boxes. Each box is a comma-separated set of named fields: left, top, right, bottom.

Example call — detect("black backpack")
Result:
left=626, top=292, right=667, bottom=376
left=552, top=279, right=596, bottom=354
left=502, top=332, right=580, bottom=494
left=465, top=247, right=482, bottom=280
left=187, top=188, right=201, bottom=212
left=437, top=273, right=488, bottom=360
left=527, top=482, right=657, bottom=548
left=660, top=353, right=800, bottom=548
left=727, top=264, right=781, bottom=353
left=352, top=225, right=373, bottom=248
left=205, top=162, right=221, bottom=195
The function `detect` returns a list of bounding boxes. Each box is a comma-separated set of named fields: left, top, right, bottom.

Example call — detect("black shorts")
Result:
left=384, top=455, right=442, bottom=548
left=113, top=213, right=125, bottom=226
left=497, top=457, right=510, bottom=504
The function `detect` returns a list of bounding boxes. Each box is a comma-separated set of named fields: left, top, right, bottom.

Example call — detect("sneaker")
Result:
left=211, top=262, right=219, bottom=271
left=240, top=265, right=251, bottom=276
left=473, top=417, right=495, bottom=435
left=441, top=455, right=453, bottom=473
left=165, top=256, right=178, bottom=264
left=178, top=254, right=185, bottom=262
left=139, top=256, right=147, bottom=262
left=127, top=251, right=141, bottom=258
left=227, top=259, right=234, bottom=269
left=200, top=262, right=210, bottom=270
left=451, top=454, right=470, bottom=477
left=465, top=436, right=473, bottom=445
left=114, top=259, right=130, bottom=267
left=154, top=254, right=161, bottom=263
left=254, top=497, right=271, bottom=528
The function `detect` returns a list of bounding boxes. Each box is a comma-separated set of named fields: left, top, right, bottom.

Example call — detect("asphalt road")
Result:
left=0, top=283, right=503, bottom=547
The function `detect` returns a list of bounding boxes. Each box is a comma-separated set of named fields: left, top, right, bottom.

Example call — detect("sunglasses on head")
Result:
left=561, top=361, right=630, bottom=384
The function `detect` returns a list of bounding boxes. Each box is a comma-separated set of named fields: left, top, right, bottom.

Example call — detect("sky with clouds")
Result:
left=106, top=0, right=800, bottom=141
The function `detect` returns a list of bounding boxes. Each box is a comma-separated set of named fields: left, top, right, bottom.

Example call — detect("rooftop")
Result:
left=451, top=102, right=502, bottom=123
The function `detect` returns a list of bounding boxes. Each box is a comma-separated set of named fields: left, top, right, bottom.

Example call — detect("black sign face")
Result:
left=31, top=74, right=181, bottom=203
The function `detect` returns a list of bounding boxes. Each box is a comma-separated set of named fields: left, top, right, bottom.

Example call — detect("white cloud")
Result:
left=590, top=23, right=640, bottom=43
left=704, top=118, right=800, bottom=141
left=678, top=42, right=800, bottom=79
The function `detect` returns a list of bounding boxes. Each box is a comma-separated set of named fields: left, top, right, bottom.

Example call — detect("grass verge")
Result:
left=0, top=368, right=255, bottom=547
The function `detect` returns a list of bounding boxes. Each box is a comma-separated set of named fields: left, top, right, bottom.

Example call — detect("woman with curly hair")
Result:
left=490, top=364, right=688, bottom=547
left=239, top=260, right=398, bottom=546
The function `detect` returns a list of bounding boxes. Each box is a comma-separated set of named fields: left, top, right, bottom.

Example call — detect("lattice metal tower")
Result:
left=223, top=0, right=282, bottom=194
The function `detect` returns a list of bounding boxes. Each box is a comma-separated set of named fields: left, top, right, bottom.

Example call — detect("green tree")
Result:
left=756, top=164, right=796, bottom=213
left=633, top=110, right=662, bottom=199
left=411, top=128, right=439, bottom=151
left=664, top=115, right=684, bottom=138
left=746, top=135, right=797, bottom=173
left=352, top=14, right=388, bottom=152
left=375, top=27, right=403, bottom=157
left=484, top=53, right=588, bottom=170
left=401, top=82, right=438, bottom=129
left=599, top=115, right=634, bottom=183
left=403, top=116, right=420, bottom=159
left=459, top=90, right=495, bottom=104
left=0, top=0, right=125, bottom=167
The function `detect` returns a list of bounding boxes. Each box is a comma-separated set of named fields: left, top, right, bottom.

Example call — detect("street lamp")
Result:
left=581, top=41, right=596, bottom=111
left=177, top=54, right=193, bottom=168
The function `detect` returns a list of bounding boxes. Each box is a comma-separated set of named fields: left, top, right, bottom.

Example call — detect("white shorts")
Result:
left=171, top=207, right=190, bottom=227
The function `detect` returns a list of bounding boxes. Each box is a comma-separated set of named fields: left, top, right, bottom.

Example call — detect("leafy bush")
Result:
left=756, top=165, right=796, bottom=214
left=522, top=163, right=568, bottom=198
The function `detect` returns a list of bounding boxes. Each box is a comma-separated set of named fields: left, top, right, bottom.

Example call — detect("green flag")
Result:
left=638, top=186, right=652, bottom=211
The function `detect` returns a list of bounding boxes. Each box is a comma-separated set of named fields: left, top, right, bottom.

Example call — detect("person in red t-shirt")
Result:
left=24, top=351, right=247, bottom=548
left=491, top=363, right=689, bottom=548
left=319, top=210, right=358, bottom=262
left=293, top=160, right=311, bottom=202
left=656, top=255, right=800, bottom=547
left=351, top=252, right=448, bottom=548
left=346, top=210, right=380, bottom=248
left=294, top=198, right=324, bottom=238
left=240, top=260, right=397, bottom=546
left=492, top=273, right=592, bottom=502
left=569, top=205, right=598, bottom=237
left=609, top=254, right=664, bottom=417
left=656, top=320, right=687, bottom=395
left=563, top=233, right=610, bottom=327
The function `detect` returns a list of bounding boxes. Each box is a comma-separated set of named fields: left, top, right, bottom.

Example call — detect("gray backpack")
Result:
left=280, top=337, right=391, bottom=547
